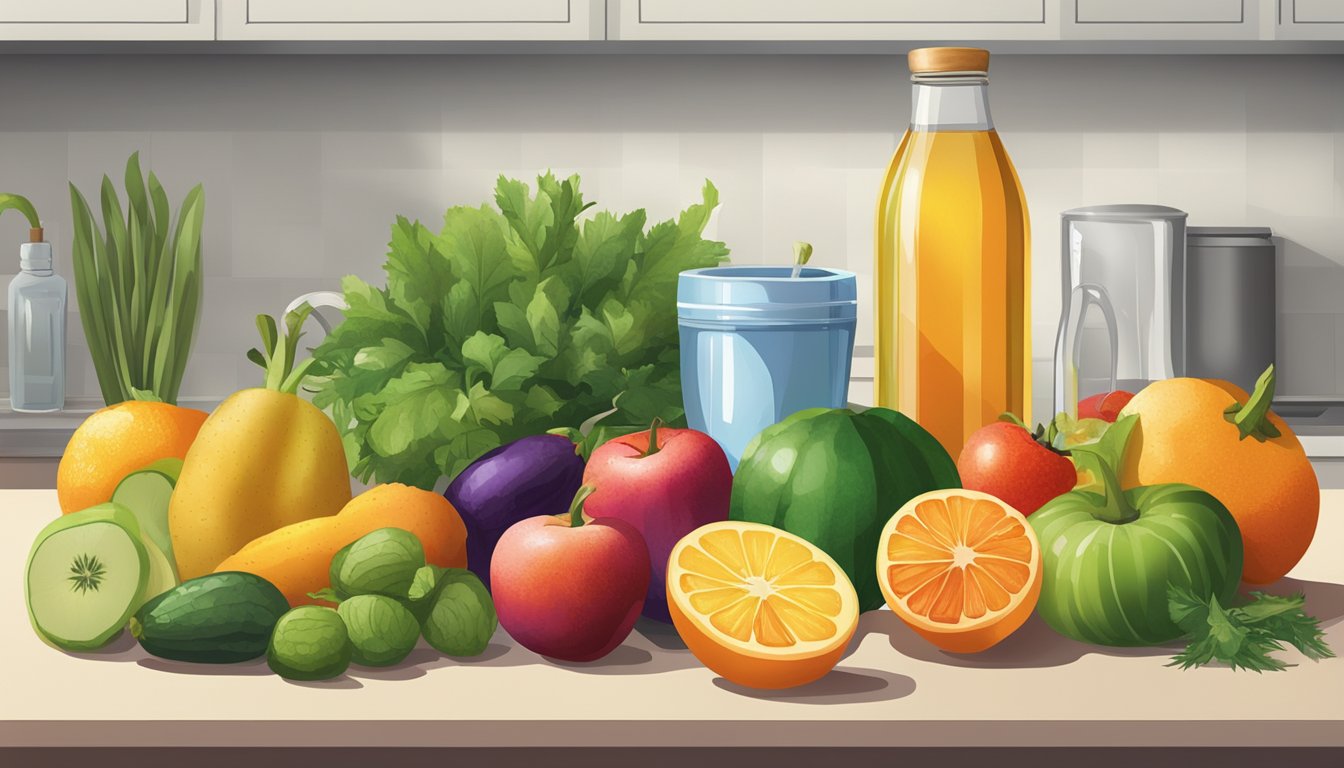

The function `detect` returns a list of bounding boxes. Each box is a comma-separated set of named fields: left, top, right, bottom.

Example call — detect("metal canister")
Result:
left=1183, top=227, right=1277, bottom=393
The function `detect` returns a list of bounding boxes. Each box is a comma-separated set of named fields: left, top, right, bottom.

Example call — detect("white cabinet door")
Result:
left=221, top=0, right=602, bottom=40
left=1278, top=0, right=1344, bottom=38
left=612, top=0, right=1059, bottom=41
left=0, top=0, right=215, bottom=40
left=1065, top=0, right=1267, bottom=39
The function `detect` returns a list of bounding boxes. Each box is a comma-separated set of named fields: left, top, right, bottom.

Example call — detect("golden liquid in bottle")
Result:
left=875, top=129, right=1030, bottom=458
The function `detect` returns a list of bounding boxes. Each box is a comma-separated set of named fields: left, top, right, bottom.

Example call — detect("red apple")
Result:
left=1077, top=390, right=1135, bottom=422
left=491, top=486, right=651, bottom=663
left=957, top=419, right=1078, bottom=516
left=582, top=421, right=732, bottom=622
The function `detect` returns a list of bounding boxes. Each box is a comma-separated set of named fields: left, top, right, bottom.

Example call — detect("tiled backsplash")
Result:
left=0, top=53, right=1342, bottom=421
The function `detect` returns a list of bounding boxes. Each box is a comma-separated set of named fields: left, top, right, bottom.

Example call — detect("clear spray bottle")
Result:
left=1, top=194, right=66, bottom=412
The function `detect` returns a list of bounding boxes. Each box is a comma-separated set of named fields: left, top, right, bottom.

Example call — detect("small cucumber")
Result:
left=132, top=571, right=290, bottom=663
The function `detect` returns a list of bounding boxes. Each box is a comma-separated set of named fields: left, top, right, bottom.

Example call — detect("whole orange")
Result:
left=1119, top=376, right=1319, bottom=585
left=57, top=401, right=209, bottom=514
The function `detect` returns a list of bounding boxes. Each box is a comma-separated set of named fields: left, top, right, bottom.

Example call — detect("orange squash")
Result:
left=1119, top=366, right=1318, bottom=585
left=215, top=483, right=467, bottom=606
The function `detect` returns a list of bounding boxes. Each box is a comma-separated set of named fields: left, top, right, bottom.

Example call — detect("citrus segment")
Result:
left=877, top=489, right=1042, bottom=653
left=668, top=521, right=859, bottom=689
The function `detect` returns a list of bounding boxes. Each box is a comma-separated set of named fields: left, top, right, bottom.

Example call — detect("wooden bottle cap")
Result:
left=908, top=47, right=990, bottom=74
left=29, top=227, right=43, bottom=243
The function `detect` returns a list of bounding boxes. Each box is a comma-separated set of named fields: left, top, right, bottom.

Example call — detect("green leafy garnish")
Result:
left=309, top=173, right=729, bottom=489
left=1168, top=585, right=1334, bottom=672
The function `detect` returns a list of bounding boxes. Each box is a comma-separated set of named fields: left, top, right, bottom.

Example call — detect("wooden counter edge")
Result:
left=2, top=719, right=1343, bottom=748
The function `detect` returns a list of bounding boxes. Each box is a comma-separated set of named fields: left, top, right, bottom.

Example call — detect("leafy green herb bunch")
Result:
left=310, top=173, right=728, bottom=489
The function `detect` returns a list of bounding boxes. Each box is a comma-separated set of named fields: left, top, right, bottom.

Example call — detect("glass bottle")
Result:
left=9, top=229, right=67, bottom=412
left=875, top=47, right=1030, bottom=457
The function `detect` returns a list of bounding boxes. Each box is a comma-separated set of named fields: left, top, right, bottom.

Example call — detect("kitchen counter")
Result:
left=2, top=489, right=1343, bottom=751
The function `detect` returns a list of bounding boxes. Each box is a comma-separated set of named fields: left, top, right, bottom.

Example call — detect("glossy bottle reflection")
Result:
left=875, top=47, right=1030, bottom=457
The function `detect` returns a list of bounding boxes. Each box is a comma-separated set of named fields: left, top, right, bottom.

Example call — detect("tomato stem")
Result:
left=1223, top=365, right=1282, bottom=443
left=643, top=417, right=663, bottom=458
left=999, top=411, right=1071, bottom=458
left=568, top=485, right=596, bottom=528
left=1072, top=451, right=1139, bottom=524
left=1070, top=416, right=1141, bottom=525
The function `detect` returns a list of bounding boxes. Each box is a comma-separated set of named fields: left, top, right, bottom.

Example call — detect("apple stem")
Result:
left=568, top=485, right=596, bottom=528
left=643, top=418, right=663, bottom=458
left=1224, top=365, right=1282, bottom=443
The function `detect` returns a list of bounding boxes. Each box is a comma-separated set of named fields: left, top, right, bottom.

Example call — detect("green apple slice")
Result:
left=26, top=503, right=149, bottom=651
left=138, top=532, right=178, bottom=606
left=112, top=458, right=182, bottom=581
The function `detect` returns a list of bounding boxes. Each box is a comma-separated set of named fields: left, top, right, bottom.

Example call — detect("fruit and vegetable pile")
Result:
left=21, top=175, right=1337, bottom=690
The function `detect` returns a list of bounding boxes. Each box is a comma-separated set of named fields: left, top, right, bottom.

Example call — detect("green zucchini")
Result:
left=131, top=571, right=289, bottom=663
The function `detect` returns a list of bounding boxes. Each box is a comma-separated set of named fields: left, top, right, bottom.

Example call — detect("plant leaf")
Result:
left=307, top=174, right=728, bottom=487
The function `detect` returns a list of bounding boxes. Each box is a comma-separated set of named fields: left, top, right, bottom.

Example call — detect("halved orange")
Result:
left=667, top=521, right=860, bottom=689
left=877, top=489, right=1041, bottom=654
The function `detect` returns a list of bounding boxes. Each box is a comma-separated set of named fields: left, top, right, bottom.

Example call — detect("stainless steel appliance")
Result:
left=1183, top=227, right=1277, bottom=394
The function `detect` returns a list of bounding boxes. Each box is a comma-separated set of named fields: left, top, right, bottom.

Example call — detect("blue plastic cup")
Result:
left=677, top=266, right=858, bottom=470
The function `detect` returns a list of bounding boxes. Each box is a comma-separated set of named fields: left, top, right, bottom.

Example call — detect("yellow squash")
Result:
left=170, top=307, right=352, bottom=579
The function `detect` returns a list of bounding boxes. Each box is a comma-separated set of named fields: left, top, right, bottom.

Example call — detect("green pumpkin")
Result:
left=729, top=407, right=960, bottom=611
left=1029, top=417, right=1244, bottom=647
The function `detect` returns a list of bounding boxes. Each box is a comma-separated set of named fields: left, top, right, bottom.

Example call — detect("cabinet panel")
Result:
left=1290, top=0, right=1344, bottom=23
left=638, top=0, right=1045, bottom=24
left=223, top=0, right=599, bottom=40
left=0, top=0, right=187, bottom=24
left=1065, top=0, right=1265, bottom=39
left=1278, top=0, right=1344, bottom=39
left=0, top=0, right=212, bottom=40
left=1075, top=0, right=1244, bottom=24
left=615, top=0, right=1057, bottom=41
left=248, top=0, right=568, bottom=24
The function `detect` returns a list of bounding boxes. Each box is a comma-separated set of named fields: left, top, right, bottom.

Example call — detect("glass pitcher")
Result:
left=1054, top=205, right=1187, bottom=416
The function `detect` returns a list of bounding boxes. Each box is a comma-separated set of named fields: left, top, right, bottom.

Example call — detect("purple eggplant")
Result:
left=444, top=434, right=585, bottom=589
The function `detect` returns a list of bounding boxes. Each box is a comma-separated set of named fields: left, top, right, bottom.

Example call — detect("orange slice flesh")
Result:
left=667, top=521, right=859, bottom=689
left=877, top=489, right=1042, bottom=653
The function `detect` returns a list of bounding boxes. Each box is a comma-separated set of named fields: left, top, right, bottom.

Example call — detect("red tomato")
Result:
left=957, top=421, right=1078, bottom=516
left=1077, top=390, right=1135, bottom=422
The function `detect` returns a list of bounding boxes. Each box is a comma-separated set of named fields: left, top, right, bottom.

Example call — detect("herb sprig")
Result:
left=1168, top=585, right=1334, bottom=672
